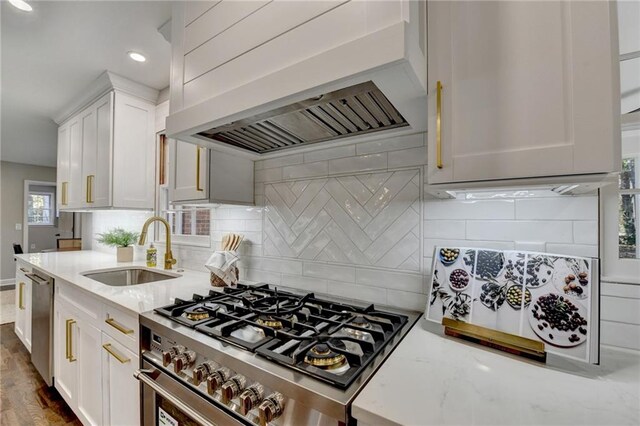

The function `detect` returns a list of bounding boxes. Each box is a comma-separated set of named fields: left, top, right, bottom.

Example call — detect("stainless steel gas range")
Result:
left=136, top=284, right=419, bottom=426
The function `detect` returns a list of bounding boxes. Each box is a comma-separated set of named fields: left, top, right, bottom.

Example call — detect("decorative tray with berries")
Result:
left=426, top=247, right=599, bottom=364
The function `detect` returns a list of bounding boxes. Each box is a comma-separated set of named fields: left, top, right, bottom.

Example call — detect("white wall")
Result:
left=87, top=132, right=640, bottom=351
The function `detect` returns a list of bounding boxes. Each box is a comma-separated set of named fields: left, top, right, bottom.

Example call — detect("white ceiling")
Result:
left=1, top=0, right=172, bottom=167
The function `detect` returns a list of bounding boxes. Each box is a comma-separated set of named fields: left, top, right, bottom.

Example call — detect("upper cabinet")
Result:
left=56, top=72, right=158, bottom=211
left=426, top=1, right=621, bottom=185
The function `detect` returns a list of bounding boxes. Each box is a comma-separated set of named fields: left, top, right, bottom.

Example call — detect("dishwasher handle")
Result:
left=134, top=369, right=216, bottom=426
left=26, top=273, right=50, bottom=286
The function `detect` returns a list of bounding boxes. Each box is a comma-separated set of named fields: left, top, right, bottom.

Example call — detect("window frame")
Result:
left=27, top=190, right=56, bottom=226
left=602, top=111, right=640, bottom=284
left=153, top=133, right=212, bottom=248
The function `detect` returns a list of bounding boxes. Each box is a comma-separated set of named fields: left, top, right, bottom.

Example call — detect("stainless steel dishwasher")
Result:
left=27, top=268, right=54, bottom=386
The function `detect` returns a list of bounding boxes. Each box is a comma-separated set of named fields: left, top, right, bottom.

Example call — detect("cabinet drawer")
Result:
left=56, top=281, right=102, bottom=324
left=101, top=304, right=138, bottom=353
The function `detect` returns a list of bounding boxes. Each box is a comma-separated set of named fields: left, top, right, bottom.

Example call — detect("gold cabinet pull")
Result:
left=105, top=317, right=134, bottom=335
left=86, top=175, right=94, bottom=203
left=159, top=134, right=167, bottom=185
left=196, top=146, right=204, bottom=191
left=102, top=343, right=131, bottom=364
left=66, top=319, right=77, bottom=362
left=18, top=282, right=25, bottom=310
left=19, top=267, right=29, bottom=273
left=62, top=182, right=68, bottom=205
left=436, top=81, right=443, bottom=169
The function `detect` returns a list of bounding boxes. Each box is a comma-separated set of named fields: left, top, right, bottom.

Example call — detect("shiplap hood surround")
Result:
left=166, top=3, right=427, bottom=159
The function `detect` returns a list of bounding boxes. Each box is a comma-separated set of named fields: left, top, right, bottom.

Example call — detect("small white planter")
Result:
left=117, top=246, right=134, bottom=262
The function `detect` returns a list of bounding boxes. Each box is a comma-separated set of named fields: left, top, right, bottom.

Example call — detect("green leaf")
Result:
left=95, top=228, right=140, bottom=248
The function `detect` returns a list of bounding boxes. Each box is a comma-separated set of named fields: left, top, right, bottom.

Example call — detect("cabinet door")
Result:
left=54, top=301, right=78, bottom=408
left=169, top=139, right=208, bottom=202
left=427, top=1, right=619, bottom=184
left=67, top=116, right=85, bottom=208
left=57, top=124, right=70, bottom=210
left=24, top=278, right=32, bottom=352
left=14, top=274, right=26, bottom=345
left=82, top=92, right=113, bottom=208
left=112, top=92, right=155, bottom=209
left=76, top=320, right=104, bottom=426
left=101, top=335, right=140, bottom=426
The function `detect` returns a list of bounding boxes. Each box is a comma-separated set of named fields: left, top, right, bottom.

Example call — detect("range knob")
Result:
left=192, top=361, right=217, bottom=385
left=206, top=367, right=231, bottom=395
left=239, top=384, right=265, bottom=415
left=173, top=350, right=196, bottom=374
left=258, top=393, right=285, bottom=426
left=220, top=375, right=247, bottom=404
left=161, top=345, right=186, bottom=367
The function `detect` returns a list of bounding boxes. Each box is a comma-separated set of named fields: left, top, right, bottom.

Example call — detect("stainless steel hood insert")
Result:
left=197, top=81, right=408, bottom=154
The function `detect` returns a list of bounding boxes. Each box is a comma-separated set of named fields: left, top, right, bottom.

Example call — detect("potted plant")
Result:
left=96, top=228, right=140, bottom=262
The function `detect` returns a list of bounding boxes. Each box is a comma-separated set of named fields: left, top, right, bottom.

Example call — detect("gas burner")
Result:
left=183, top=306, right=210, bottom=321
left=255, top=315, right=284, bottom=329
left=350, top=315, right=371, bottom=329
left=303, top=340, right=347, bottom=370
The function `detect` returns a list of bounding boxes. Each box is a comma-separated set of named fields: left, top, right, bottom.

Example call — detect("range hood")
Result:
left=197, top=81, right=409, bottom=154
left=167, top=7, right=428, bottom=159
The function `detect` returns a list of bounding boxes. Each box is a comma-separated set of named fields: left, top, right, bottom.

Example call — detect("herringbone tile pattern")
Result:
left=264, top=170, right=421, bottom=271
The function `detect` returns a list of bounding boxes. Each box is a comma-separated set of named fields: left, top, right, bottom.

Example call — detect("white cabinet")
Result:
left=54, top=297, right=103, bottom=425
left=56, top=72, right=158, bottom=211
left=426, top=1, right=620, bottom=184
left=53, top=279, right=139, bottom=426
left=101, top=335, right=140, bottom=426
left=169, top=139, right=254, bottom=205
left=14, top=262, right=31, bottom=352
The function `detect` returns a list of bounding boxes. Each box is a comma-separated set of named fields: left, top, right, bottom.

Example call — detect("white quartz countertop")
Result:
left=15, top=251, right=230, bottom=315
left=353, top=318, right=640, bottom=426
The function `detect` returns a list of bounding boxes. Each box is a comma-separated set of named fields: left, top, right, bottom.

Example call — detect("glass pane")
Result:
left=620, top=157, right=637, bottom=189
left=181, top=211, right=193, bottom=235
left=195, top=209, right=210, bottom=236
left=619, top=193, right=639, bottom=259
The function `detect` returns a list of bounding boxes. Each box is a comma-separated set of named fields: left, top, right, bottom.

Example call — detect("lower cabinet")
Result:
left=53, top=289, right=140, bottom=426
left=14, top=263, right=32, bottom=352
left=101, top=335, right=140, bottom=426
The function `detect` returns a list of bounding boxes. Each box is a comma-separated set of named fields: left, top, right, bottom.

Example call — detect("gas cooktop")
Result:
left=154, top=284, right=409, bottom=389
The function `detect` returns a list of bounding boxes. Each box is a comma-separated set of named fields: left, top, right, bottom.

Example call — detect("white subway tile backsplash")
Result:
left=282, top=161, right=328, bottom=179
left=261, top=153, right=304, bottom=169
left=424, top=220, right=466, bottom=239
left=356, top=268, right=423, bottom=293
left=515, top=197, right=597, bottom=220
left=601, top=296, right=640, bottom=325
left=303, top=144, right=356, bottom=162
left=327, top=281, right=387, bottom=305
left=573, top=221, right=598, bottom=245
left=514, top=241, right=547, bottom=252
left=601, top=321, right=640, bottom=351
left=386, top=289, right=427, bottom=312
left=388, top=146, right=428, bottom=168
left=356, top=133, right=424, bottom=155
left=424, top=238, right=515, bottom=255
left=303, top=262, right=356, bottom=282
left=255, top=167, right=283, bottom=183
left=545, top=243, right=598, bottom=257
left=328, top=153, right=387, bottom=175
left=281, top=274, right=328, bottom=293
left=425, top=199, right=515, bottom=220
left=244, top=268, right=282, bottom=285
left=466, top=220, right=573, bottom=243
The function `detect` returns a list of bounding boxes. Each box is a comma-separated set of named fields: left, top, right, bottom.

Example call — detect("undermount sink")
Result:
left=83, top=267, right=179, bottom=286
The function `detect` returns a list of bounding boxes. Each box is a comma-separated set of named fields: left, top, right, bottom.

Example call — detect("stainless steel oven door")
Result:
left=136, top=360, right=245, bottom=426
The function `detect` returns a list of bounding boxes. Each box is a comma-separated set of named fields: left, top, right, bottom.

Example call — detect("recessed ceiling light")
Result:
left=128, top=51, right=146, bottom=63
left=8, top=0, right=33, bottom=12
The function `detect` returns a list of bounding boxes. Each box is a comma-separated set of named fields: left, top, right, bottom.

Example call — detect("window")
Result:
left=27, top=191, right=55, bottom=226
left=155, top=135, right=212, bottom=247
left=619, top=145, right=639, bottom=259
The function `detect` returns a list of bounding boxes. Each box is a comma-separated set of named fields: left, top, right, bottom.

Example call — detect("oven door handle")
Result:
left=134, top=369, right=216, bottom=426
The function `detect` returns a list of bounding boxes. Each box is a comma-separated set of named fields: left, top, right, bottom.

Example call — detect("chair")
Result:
left=13, top=243, right=23, bottom=254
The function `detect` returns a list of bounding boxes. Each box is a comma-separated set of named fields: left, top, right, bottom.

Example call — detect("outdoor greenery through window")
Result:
left=28, top=192, right=55, bottom=226
left=619, top=128, right=640, bottom=259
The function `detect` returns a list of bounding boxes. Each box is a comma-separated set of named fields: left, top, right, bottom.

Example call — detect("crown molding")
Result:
left=53, top=71, right=160, bottom=125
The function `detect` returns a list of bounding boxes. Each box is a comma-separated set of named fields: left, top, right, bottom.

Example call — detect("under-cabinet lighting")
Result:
left=8, top=0, right=32, bottom=12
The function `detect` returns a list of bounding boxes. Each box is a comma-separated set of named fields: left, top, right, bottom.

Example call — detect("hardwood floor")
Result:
left=0, top=323, right=81, bottom=425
